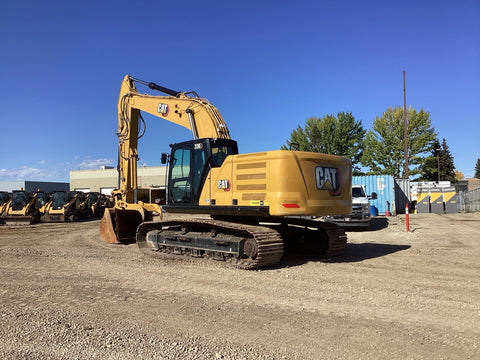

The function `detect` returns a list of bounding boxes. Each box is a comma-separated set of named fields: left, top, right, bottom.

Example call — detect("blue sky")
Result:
left=1, top=0, right=479, bottom=181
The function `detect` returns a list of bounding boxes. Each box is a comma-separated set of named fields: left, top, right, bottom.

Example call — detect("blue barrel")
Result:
left=370, top=205, right=378, bottom=216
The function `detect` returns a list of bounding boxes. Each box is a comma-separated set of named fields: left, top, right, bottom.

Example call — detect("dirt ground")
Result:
left=0, top=212, right=479, bottom=360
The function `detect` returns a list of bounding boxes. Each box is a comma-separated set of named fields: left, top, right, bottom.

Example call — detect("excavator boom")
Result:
left=102, top=75, right=233, bottom=243
left=115, top=75, right=231, bottom=203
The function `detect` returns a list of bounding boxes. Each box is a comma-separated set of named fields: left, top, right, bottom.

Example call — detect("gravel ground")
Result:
left=0, top=212, right=479, bottom=359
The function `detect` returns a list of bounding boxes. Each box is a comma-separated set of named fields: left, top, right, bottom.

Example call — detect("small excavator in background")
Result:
left=100, top=75, right=352, bottom=269
left=1, top=190, right=49, bottom=225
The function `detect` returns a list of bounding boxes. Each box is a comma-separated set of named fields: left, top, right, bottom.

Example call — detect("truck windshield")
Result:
left=352, top=187, right=366, bottom=198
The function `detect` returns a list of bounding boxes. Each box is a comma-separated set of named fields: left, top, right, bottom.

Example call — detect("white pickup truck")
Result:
left=324, top=184, right=377, bottom=229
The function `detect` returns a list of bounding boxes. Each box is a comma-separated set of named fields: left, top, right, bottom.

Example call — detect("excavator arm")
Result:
left=116, top=75, right=231, bottom=203
left=102, top=75, right=232, bottom=243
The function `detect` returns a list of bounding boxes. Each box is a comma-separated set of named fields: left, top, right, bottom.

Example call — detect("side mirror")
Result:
left=161, top=153, right=169, bottom=164
left=369, top=192, right=378, bottom=200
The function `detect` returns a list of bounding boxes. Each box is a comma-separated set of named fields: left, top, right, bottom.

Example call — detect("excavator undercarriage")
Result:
left=136, top=217, right=346, bottom=269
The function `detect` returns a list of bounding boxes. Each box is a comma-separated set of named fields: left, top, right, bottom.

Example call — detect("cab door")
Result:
left=168, top=140, right=208, bottom=205
left=169, top=144, right=194, bottom=204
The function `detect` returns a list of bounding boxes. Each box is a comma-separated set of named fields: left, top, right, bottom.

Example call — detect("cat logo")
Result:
left=315, top=166, right=342, bottom=196
left=157, top=103, right=169, bottom=116
left=217, top=179, right=231, bottom=191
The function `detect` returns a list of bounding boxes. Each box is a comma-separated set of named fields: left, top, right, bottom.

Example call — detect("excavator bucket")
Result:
left=100, top=208, right=143, bottom=244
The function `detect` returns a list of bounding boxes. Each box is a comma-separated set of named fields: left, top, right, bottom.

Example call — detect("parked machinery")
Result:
left=1, top=190, right=49, bottom=225
left=0, top=191, right=11, bottom=216
left=35, top=191, right=50, bottom=217
left=85, top=192, right=111, bottom=219
left=100, top=75, right=352, bottom=269
left=42, top=191, right=86, bottom=222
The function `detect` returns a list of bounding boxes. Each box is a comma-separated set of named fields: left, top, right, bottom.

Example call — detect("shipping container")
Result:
left=352, top=175, right=395, bottom=215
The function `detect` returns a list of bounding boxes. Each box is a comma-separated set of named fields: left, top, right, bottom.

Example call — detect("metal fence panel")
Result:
left=394, top=178, right=410, bottom=214
left=459, top=188, right=480, bottom=212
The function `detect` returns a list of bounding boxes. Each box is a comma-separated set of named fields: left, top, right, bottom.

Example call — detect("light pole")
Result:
left=403, top=71, right=409, bottom=178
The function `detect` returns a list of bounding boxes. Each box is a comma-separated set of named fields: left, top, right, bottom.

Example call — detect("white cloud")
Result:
left=0, top=157, right=115, bottom=182
left=0, top=167, right=55, bottom=181
left=78, top=158, right=115, bottom=170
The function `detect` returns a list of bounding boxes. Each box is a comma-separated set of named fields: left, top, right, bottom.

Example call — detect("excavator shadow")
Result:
left=279, top=243, right=411, bottom=267
left=327, top=243, right=411, bottom=263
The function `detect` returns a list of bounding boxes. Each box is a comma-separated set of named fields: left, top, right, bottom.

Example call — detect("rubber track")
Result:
left=137, top=219, right=284, bottom=269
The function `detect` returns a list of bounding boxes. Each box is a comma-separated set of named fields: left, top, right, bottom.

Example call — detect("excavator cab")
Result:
left=167, top=138, right=238, bottom=206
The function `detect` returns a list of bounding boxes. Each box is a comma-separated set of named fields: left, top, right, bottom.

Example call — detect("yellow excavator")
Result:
left=100, top=75, right=352, bottom=269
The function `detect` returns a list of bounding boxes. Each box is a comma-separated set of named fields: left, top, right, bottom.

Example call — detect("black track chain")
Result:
left=137, top=219, right=284, bottom=269
left=317, top=221, right=348, bottom=257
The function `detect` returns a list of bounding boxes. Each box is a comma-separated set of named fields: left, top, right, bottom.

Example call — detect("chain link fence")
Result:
left=457, top=188, right=480, bottom=212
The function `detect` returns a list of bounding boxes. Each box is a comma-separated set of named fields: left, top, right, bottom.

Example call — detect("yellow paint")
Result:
left=443, top=192, right=455, bottom=203
left=429, top=193, right=443, bottom=203
left=417, top=193, right=429, bottom=203
left=200, top=150, right=352, bottom=216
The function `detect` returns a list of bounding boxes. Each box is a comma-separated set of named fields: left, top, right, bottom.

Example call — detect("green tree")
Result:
left=360, top=106, right=437, bottom=178
left=475, top=159, right=480, bottom=179
left=439, top=138, right=456, bottom=182
left=282, top=112, right=365, bottom=173
left=419, top=138, right=456, bottom=182
left=418, top=138, right=441, bottom=181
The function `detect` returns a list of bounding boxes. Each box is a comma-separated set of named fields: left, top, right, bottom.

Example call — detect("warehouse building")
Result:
left=0, top=181, right=69, bottom=192
left=69, top=166, right=167, bottom=202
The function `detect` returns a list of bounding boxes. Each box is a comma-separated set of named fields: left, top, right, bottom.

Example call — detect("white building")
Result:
left=69, top=166, right=167, bottom=196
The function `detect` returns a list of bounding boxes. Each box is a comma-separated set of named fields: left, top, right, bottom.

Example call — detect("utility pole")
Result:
left=403, top=71, right=409, bottom=178
left=436, top=147, right=441, bottom=183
